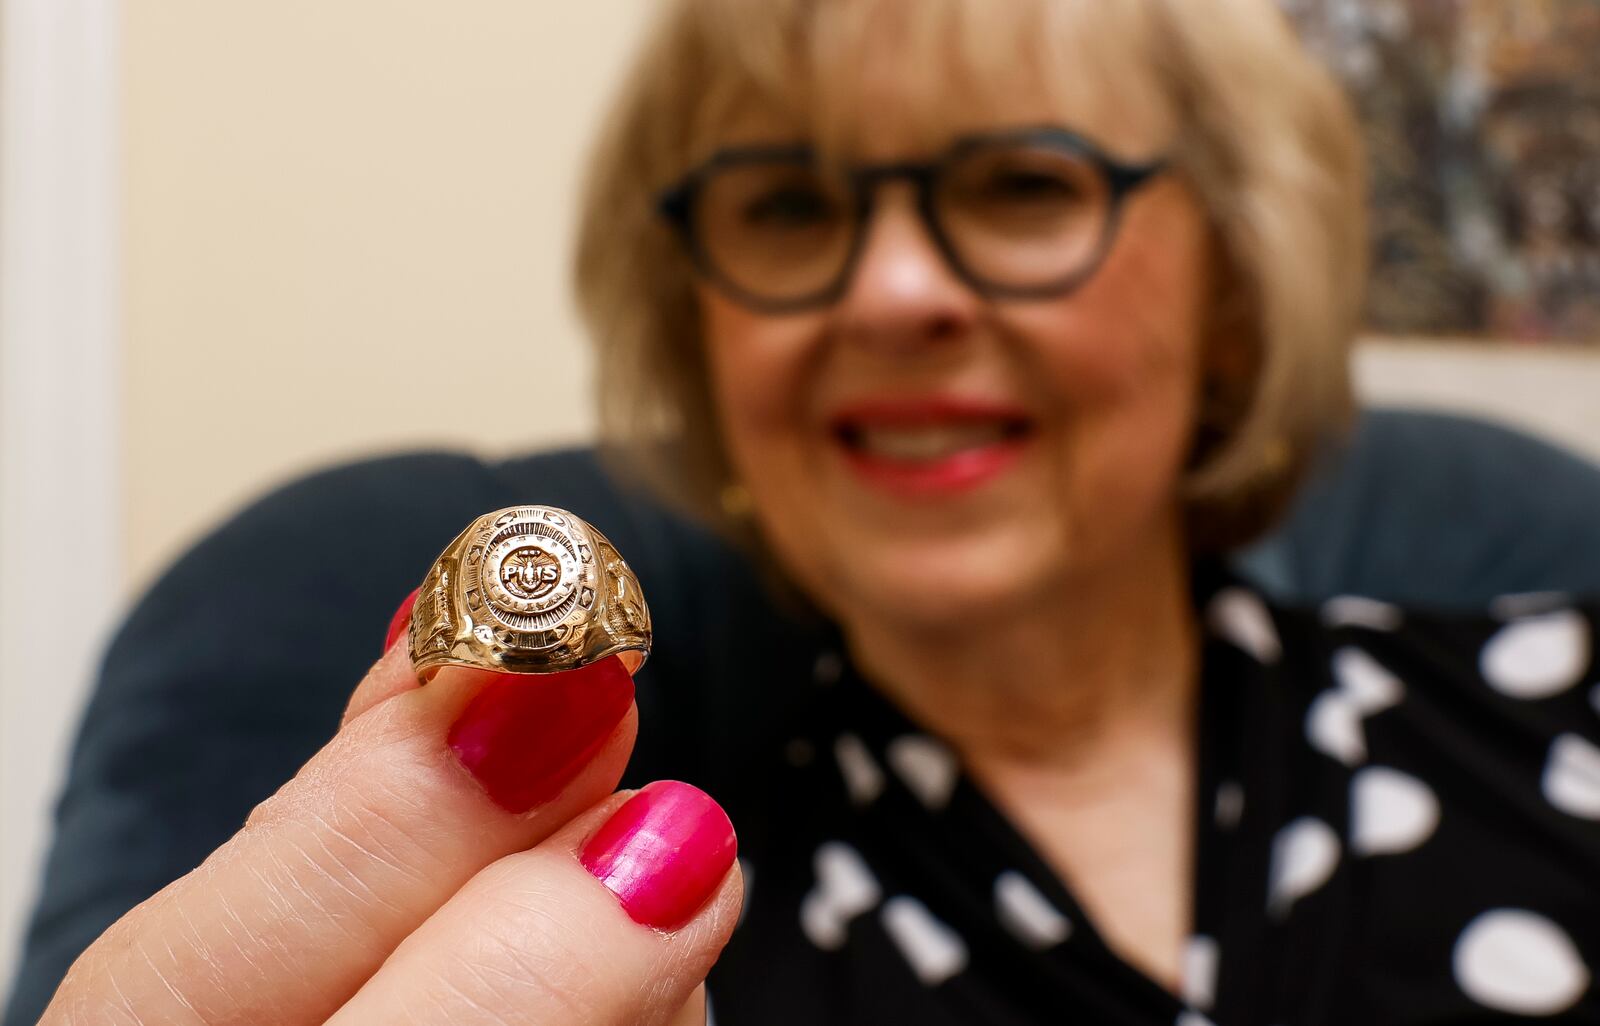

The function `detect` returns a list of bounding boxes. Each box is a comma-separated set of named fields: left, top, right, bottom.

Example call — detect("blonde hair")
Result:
left=574, top=0, right=1367, bottom=551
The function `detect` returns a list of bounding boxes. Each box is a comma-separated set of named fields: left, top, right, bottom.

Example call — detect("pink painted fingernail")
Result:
left=383, top=587, right=421, bottom=653
left=580, top=781, right=737, bottom=930
left=447, top=656, right=635, bottom=814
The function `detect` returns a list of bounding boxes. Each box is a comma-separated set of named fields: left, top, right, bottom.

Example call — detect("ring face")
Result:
left=480, top=519, right=584, bottom=625
left=410, top=505, right=650, bottom=678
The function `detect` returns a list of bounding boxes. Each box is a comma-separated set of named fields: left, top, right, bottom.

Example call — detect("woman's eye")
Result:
left=742, top=186, right=836, bottom=226
left=981, top=169, right=1079, bottom=202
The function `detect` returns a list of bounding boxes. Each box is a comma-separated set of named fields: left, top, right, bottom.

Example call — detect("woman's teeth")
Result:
left=847, top=422, right=1019, bottom=461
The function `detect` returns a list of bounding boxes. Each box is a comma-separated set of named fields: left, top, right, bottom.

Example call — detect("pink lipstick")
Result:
left=829, top=396, right=1033, bottom=498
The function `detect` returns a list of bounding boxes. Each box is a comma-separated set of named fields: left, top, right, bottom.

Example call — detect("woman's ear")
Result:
left=1192, top=231, right=1262, bottom=458
left=1185, top=229, right=1306, bottom=552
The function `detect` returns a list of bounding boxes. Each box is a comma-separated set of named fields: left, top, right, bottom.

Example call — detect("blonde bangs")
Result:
left=672, top=0, right=1174, bottom=165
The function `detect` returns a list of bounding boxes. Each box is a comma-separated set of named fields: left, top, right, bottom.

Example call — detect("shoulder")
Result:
left=1319, top=593, right=1599, bottom=712
left=1207, top=568, right=1597, bottom=710
left=1206, top=581, right=1598, bottom=824
left=1218, top=582, right=1599, bottom=771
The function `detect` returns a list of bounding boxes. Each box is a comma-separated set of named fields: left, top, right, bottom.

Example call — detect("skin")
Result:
left=699, top=73, right=1217, bottom=989
left=38, top=644, right=739, bottom=1025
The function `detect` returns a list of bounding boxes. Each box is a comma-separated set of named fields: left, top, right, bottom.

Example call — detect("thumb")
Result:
left=326, top=782, right=742, bottom=1026
left=666, top=984, right=709, bottom=1026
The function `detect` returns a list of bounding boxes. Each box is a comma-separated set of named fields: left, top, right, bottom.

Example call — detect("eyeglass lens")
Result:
left=691, top=138, right=1114, bottom=305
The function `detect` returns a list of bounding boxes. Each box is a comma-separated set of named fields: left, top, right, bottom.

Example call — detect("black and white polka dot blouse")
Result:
left=709, top=564, right=1600, bottom=1024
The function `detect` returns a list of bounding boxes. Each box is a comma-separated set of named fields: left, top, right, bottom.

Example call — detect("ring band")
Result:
left=409, top=505, right=651, bottom=679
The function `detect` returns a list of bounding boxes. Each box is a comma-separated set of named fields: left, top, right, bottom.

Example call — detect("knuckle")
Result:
left=241, top=701, right=417, bottom=833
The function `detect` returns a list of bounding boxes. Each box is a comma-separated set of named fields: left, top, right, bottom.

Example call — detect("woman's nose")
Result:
left=834, top=186, right=979, bottom=352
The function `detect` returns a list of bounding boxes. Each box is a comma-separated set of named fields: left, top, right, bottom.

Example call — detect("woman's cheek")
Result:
left=1009, top=290, right=1201, bottom=532
left=703, top=301, right=779, bottom=438
left=701, top=302, right=824, bottom=508
left=714, top=361, right=807, bottom=469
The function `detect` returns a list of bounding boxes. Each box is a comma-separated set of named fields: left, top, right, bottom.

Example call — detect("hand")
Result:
left=38, top=596, right=741, bottom=1026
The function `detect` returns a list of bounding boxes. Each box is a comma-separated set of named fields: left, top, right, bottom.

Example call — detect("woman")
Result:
left=11, top=0, right=1600, bottom=1023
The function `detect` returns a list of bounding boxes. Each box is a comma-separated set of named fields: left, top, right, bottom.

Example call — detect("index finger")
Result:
left=41, top=648, right=638, bottom=1026
left=339, top=586, right=427, bottom=728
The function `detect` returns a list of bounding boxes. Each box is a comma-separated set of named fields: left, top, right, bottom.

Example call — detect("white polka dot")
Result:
left=799, top=842, right=881, bottom=950
left=1306, top=690, right=1365, bottom=766
left=887, top=734, right=959, bottom=810
left=1480, top=610, right=1591, bottom=699
left=1175, top=1012, right=1216, bottom=1026
left=881, top=896, right=969, bottom=985
left=1214, top=780, right=1245, bottom=830
left=1267, top=817, right=1340, bottom=917
left=1332, top=646, right=1404, bottom=715
left=1322, top=595, right=1403, bottom=631
left=833, top=733, right=885, bottom=806
left=1453, top=909, right=1591, bottom=1015
left=1351, top=766, right=1440, bottom=856
left=994, top=870, right=1071, bottom=950
left=1207, top=587, right=1282, bottom=663
left=1181, top=934, right=1220, bottom=1011
left=816, top=844, right=878, bottom=908
left=799, top=891, right=843, bottom=949
left=1308, top=648, right=1410, bottom=767
left=1543, top=733, right=1600, bottom=820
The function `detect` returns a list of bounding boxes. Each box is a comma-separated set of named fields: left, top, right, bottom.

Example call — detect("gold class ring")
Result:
left=409, top=505, right=651, bottom=680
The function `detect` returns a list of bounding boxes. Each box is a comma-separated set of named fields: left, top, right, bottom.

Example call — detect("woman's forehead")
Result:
left=686, top=0, right=1176, bottom=162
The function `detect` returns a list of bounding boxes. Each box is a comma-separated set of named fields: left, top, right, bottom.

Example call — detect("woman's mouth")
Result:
left=829, top=400, right=1034, bottom=498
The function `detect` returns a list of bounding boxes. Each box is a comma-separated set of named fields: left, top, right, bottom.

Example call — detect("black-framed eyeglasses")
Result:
left=656, top=125, right=1167, bottom=313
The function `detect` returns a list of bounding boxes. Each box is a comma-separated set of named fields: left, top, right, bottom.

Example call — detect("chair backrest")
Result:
left=1235, top=408, right=1600, bottom=608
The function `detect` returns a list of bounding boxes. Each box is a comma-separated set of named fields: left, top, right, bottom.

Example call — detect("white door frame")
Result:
left=0, top=0, right=122, bottom=985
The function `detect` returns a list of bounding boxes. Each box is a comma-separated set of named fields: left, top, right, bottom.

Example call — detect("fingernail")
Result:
left=447, top=655, right=634, bottom=813
left=383, top=587, right=421, bottom=653
left=580, top=780, right=737, bottom=930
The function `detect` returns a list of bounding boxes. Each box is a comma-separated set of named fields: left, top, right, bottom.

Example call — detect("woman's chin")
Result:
left=833, top=531, right=1060, bottom=632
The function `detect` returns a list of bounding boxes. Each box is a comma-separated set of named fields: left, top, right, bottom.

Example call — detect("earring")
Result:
left=719, top=481, right=754, bottom=518
left=1260, top=436, right=1291, bottom=477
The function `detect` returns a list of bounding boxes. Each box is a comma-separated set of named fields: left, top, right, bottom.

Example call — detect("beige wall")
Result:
left=125, top=1, right=651, bottom=592
left=1355, top=340, right=1600, bottom=465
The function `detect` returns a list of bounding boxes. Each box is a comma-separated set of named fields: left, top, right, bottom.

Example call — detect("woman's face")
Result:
left=698, top=70, right=1216, bottom=631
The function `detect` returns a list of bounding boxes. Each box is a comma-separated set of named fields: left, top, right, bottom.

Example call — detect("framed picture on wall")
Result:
left=1283, top=0, right=1600, bottom=343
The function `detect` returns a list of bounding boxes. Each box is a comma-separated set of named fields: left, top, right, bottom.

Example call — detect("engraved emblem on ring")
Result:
left=479, top=515, right=585, bottom=630
left=501, top=546, right=563, bottom=601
